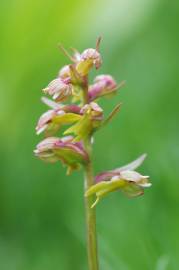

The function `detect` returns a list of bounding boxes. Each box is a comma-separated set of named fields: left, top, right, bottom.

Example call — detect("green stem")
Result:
left=84, top=137, right=99, bottom=270
left=81, top=75, right=99, bottom=270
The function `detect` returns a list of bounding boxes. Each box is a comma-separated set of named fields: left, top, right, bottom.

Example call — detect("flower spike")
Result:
left=34, top=39, right=151, bottom=269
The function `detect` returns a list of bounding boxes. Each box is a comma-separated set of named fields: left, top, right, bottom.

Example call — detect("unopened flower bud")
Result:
left=76, top=48, right=102, bottom=76
left=43, top=78, right=72, bottom=101
left=88, top=75, right=117, bottom=102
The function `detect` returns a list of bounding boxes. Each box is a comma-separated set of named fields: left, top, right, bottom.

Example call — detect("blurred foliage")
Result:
left=0, top=0, right=179, bottom=269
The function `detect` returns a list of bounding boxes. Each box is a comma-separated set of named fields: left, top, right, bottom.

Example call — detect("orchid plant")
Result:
left=34, top=38, right=151, bottom=270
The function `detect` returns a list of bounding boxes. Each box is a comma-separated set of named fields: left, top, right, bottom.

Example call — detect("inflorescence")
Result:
left=34, top=38, right=151, bottom=207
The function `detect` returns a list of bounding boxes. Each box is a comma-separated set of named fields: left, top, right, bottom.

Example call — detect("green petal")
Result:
left=85, top=181, right=109, bottom=197
left=76, top=60, right=93, bottom=76
left=121, top=183, right=144, bottom=197
left=85, top=178, right=127, bottom=208
left=53, top=147, right=87, bottom=167
left=64, top=114, right=92, bottom=141
left=53, top=113, right=82, bottom=124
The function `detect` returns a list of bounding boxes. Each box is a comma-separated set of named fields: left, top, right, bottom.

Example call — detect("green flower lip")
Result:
left=35, top=40, right=150, bottom=208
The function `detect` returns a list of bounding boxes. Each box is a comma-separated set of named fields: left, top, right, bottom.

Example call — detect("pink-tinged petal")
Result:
left=88, top=85, right=103, bottom=101
left=95, top=154, right=147, bottom=179
left=36, top=124, right=48, bottom=135
left=35, top=109, right=65, bottom=135
left=95, top=171, right=117, bottom=183
left=94, top=74, right=117, bottom=86
left=34, top=137, right=61, bottom=163
left=41, top=96, right=64, bottom=110
left=60, top=135, right=73, bottom=143
left=56, top=142, right=89, bottom=163
left=119, top=170, right=147, bottom=183
left=36, top=110, right=56, bottom=134
left=35, top=137, right=60, bottom=152
left=40, top=102, right=81, bottom=115
left=80, top=102, right=103, bottom=121
left=90, top=102, right=103, bottom=113
left=43, top=78, right=72, bottom=101
left=63, top=104, right=81, bottom=114
left=114, top=154, right=147, bottom=173
left=74, top=141, right=86, bottom=152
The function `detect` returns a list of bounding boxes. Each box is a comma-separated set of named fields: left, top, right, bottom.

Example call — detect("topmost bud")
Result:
left=58, top=38, right=102, bottom=77
left=76, top=48, right=102, bottom=76
left=75, top=37, right=102, bottom=76
left=81, top=48, right=102, bottom=69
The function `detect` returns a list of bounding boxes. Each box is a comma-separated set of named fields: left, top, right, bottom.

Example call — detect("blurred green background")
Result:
left=0, top=0, right=179, bottom=269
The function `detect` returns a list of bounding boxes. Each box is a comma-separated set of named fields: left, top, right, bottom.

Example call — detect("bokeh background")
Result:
left=0, top=0, right=179, bottom=269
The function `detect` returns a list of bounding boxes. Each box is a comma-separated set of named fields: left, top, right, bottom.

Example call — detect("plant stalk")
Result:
left=82, top=75, right=99, bottom=270
left=84, top=137, right=99, bottom=270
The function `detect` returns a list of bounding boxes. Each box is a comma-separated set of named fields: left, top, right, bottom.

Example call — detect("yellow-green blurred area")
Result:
left=0, top=0, right=178, bottom=269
